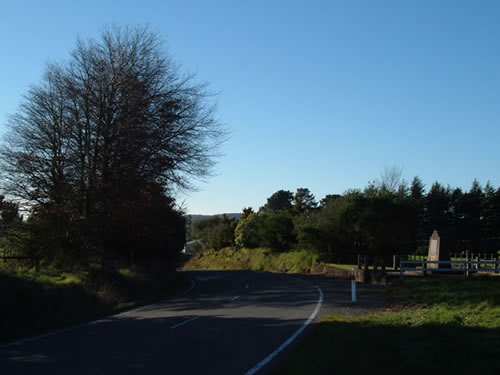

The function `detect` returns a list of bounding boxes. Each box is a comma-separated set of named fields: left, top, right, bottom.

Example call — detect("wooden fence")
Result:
left=400, top=259, right=500, bottom=279
left=357, top=252, right=499, bottom=272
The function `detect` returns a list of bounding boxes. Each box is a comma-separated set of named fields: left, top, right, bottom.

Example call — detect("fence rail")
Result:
left=400, top=259, right=500, bottom=279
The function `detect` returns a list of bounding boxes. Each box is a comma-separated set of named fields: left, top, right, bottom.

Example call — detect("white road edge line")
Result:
left=169, top=315, right=200, bottom=329
left=0, top=277, right=196, bottom=350
left=245, top=278, right=324, bottom=375
left=231, top=295, right=240, bottom=301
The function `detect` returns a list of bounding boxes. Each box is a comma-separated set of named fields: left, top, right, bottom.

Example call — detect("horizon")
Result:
left=184, top=176, right=498, bottom=216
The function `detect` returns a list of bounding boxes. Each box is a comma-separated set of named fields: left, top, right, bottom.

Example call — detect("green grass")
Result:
left=325, top=263, right=356, bottom=271
left=326, top=263, right=396, bottom=271
left=272, top=276, right=500, bottom=375
left=0, top=265, right=189, bottom=342
left=184, top=248, right=318, bottom=273
left=184, top=248, right=402, bottom=274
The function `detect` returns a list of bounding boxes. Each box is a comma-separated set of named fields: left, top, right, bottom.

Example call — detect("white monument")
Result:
left=427, top=230, right=440, bottom=269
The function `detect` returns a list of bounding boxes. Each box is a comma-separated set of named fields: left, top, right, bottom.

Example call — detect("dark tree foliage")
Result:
left=295, top=194, right=348, bottom=261
left=234, top=212, right=295, bottom=252
left=190, top=215, right=236, bottom=251
left=330, top=190, right=414, bottom=256
left=241, top=207, right=254, bottom=219
left=483, top=183, right=500, bottom=239
left=461, top=180, right=483, bottom=242
left=319, top=194, right=342, bottom=208
left=261, top=190, right=293, bottom=212
left=258, top=213, right=295, bottom=252
left=294, top=178, right=499, bottom=261
left=424, top=182, right=452, bottom=237
left=409, top=176, right=425, bottom=249
left=0, top=26, right=225, bottom=266
left=0, top=195, right=20, bottom=231
left=98, top=183, right=186, bottom=265
left=233, top=178, right=499, bottom=262
left=293, top=187, right=317, bottom=214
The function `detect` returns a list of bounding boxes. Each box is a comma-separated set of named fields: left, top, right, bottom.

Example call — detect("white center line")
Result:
left=170, top=316, right=200, bottom=329
left=231, top=295, right=240, bottom=301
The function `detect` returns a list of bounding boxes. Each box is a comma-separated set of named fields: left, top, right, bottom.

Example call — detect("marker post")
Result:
left=351, top=269, right=357, bottom=302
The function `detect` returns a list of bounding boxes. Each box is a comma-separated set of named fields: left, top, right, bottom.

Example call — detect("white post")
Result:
left=351, top=269, right=357, bottom=302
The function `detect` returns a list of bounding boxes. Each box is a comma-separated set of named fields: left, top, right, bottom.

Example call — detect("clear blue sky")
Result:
left=1, top=0, right=499, bottom=214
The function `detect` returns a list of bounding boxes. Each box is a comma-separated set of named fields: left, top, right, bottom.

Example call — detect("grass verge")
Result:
left=271, top=276, right=500, bottom=375
left=184, top=248, right=317, bottom=273
left=0, top=265, right=189, bottom=342
left=183, top=248, right=399, bottom=274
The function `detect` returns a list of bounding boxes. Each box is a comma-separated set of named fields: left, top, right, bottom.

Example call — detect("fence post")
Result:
left=465, top=253, right=470, bottom=278
left=393, top=255, right=398, bottom=271
left=423, top=260, right=427, bottom=277
left=495, top=257, right=498, bottom=274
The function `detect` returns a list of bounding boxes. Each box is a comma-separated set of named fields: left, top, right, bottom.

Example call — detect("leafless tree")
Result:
left=378, top=164, right=405, bottom=193
left=1, top=25, right=226, bottom=216
left=0, top=26, right=226, bottom=264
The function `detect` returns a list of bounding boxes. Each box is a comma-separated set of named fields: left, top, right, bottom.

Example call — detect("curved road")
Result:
left=0, top=270, right=324, bottom=374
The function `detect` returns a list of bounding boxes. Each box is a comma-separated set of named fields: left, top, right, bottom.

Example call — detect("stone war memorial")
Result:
left=427, top=230, right=441, bottom=269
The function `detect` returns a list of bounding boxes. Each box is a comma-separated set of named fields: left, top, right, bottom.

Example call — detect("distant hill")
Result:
left=186, top=213, right=242, bottom=222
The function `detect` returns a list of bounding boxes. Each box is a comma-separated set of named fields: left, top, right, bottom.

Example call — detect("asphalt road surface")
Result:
left=0, top=270, right=329, bottom=375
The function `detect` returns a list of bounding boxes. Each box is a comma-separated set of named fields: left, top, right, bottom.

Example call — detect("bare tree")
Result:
left=0, top=25, right=226, bottom=264
left=378, top=164, right=405, bottom=193
left=1, top=26, right=225, bottom=211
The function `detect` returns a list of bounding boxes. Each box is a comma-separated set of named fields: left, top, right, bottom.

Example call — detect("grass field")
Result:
left=0, top=265, right=188, bottom=342
left=272, top=276, right=500, bottom=375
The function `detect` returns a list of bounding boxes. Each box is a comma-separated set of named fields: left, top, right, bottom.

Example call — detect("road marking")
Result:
left=245, top=278, right=324, bottom=375
left=0, top=277, right=196, bottom=350
left=231, top=295, right=240, bottom=301
left=170, top=316, right=200, bottom=329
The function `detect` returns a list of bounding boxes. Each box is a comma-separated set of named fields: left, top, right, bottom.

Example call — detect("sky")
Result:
left=0, top=0, right=499, bottom=214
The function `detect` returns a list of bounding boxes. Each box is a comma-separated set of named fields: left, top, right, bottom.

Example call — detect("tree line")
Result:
left=190, top=177, right=500, bottom=262
left=0, top=26, right=225, bottom=270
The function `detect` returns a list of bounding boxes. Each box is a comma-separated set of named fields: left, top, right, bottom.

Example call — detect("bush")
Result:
left=235, top=213, right=296, bottom=251
left=191, top=215, right=237, bottom=251
left=259, top=213, right=296, bottom=251
left=235, top=213, right=261, bottom=249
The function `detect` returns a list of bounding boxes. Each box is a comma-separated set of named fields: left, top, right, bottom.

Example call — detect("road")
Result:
left=0, top=270, right=385, bottom=374
left=0, top=270, right=322, bottom=374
